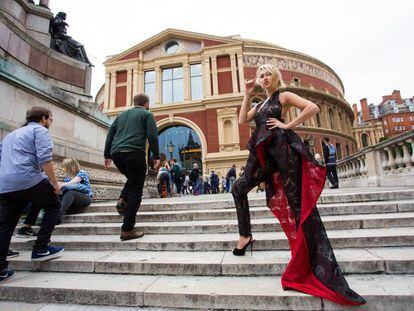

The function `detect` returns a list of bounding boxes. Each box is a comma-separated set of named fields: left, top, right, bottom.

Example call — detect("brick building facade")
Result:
left=353, top=90, right=414, bottom=149
left=97, top=29, right=356, bottom=176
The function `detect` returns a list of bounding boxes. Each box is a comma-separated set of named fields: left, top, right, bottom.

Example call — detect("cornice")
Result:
left=205, top=150, right=250, bottom=161
left=105, top=28, right=239, bottom=65
left=295, top=127, right=356, bottom=143
left=243, top=46, right=344, bottom=92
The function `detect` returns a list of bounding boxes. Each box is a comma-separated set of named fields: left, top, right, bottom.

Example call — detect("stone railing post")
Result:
left=385, top=147, right=397, bottom=170
left=408, top=139, right=414, bottom=164
left=365, top=148, right=381, bottom=186
left=394, top=143, right=404, bottom=168
left=380, top=149, right=389, bottom=171
left=400, top=142, right=412, bottom=168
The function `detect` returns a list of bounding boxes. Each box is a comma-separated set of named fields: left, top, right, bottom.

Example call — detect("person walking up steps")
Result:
left=104, top=93, right=160, bottom=241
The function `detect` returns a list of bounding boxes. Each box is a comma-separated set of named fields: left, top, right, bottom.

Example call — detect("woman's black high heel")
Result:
left=232, top=236, right=255, bottom=256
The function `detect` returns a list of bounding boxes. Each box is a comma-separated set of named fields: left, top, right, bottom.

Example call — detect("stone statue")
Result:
left=50, top=12, right=93, bottom=66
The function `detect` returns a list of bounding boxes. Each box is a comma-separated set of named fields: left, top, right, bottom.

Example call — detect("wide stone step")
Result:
left=0, top=301, right=176, bottom=311
left=8, top=248, right=414, bottom=276
left=90, top=191, right=414, bottom=212
left=63, top=200, right=414, bottom=223
left=0, top=272, right=413, bottom=310
left=10, top=227, right=414, bottom=251
left=40, top=212, right=414, bottom=235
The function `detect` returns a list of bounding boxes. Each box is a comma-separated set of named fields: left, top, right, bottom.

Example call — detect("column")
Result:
left=132, top=68, right=139, bottom=98
left=137, top=63, right=143, bottom=94
left=126, top=68, right=132, bottom=107
left=155, top=66, right=161, bottom=105
left=230, top=53, right=238, bottom=94
left=104, top=73, right=110, bottom=110
left=211, top=56, right=218, bottom=95
left=237, top=54, right=245, bottom=92
left=183, top=61, right=190, bottom=101
left=109, top=71, right=116, bottom=110
left=203, top=58, right=211, bottom=97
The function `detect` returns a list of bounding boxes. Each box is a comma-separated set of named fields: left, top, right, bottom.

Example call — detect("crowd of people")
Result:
left=157, top=161, right=244, bottom=197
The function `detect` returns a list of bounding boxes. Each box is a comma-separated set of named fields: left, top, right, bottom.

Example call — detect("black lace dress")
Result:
left=232, top=91, right=366, bottom=305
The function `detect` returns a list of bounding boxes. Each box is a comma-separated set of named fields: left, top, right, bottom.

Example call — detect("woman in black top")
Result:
left=232, top=63, right=365, bottom=306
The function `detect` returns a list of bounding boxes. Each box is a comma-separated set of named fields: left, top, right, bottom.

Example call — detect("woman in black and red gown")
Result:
left=232, top=63, right=366, bottom=306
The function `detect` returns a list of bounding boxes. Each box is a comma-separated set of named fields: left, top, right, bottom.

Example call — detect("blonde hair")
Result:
left=62, top=158, right=81, bottom=178
left=256, top=63, right=286, bottom=90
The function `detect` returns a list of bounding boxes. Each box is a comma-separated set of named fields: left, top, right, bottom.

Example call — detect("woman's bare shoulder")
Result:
left=279, top=91, right=293, bottom=106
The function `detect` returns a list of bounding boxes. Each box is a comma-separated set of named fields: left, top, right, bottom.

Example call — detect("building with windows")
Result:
left=352, top=90, right=414, bottom=149
left=98, top=29, right=356, bottom=176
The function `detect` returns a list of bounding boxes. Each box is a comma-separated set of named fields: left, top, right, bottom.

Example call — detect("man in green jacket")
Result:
left=104, top=93, right=160, bottom=241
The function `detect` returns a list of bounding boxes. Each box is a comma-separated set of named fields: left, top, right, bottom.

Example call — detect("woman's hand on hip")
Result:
left=266, top=118, right=290, bottom=130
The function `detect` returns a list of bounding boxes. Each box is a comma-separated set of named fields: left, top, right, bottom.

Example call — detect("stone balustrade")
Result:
left=337, top=129, right=414, bottom=187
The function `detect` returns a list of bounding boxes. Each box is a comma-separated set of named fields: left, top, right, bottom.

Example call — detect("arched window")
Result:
left=315, top=109, right=322, bottom=127
left=328, top=109, right=335, bottom=130
left=157, top=125, right=202, bottom=172
left=338, top=112, right=343, bottom=131
left=224, top=120, right=232, bottom=143
left=361, top=133, right=369, bottom=148
left=336, top=143, right=342, bottom=160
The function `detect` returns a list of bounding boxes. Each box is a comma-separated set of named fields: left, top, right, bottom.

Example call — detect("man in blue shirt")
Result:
left=0, top=106, right=64, bottom=284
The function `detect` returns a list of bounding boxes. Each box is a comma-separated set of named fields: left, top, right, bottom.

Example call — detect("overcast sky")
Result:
left=49, top=0, right=414, bottom=107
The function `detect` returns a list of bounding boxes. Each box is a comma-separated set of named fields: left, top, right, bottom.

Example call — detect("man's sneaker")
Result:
left=0, top=270, right=14, bottom=284
left=7, top=249, right=19, bottom=259
left=16, top=227, right=37, bottom=238
left=120, top=229, right=144, bottom=241
left=31, top=246, right=64, bottom=261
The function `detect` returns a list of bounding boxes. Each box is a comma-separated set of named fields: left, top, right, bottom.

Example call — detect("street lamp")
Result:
left=307, top=135, right=316, bottom=154
left=168, top=141, right=175, bottom=160
left=179, top=144, right=186, bottom=170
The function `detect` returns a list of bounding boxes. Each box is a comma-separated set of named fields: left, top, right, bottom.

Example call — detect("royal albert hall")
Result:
left=98, top=29, right=356, bottom=177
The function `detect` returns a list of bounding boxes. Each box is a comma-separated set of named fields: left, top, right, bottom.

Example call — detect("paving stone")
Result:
left=0, top=272, right=157, bottom=306
left=9, top=248, right=407, bottom=276
left=366, top=247, right=414, bottom=273
left=10, top=227, right=414, bottom=251
left=0, top=301, right=176, bottom=311
left=3, top=187, right=414, bottom=310
left=44, top=212, right=414, bottom=236
left=63, top=203, right=414, bottom=224
left=8, top=251, right=111, bottom=273
left=323, top=274, right=414, bottom=311
left=95, top=251, right=224, bottom=276
left=0, top=301, right=46, bottom=311
left=143, top=275, right=321, bottom=310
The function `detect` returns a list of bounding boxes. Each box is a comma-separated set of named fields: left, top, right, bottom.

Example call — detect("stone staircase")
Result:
left=1, top=188, right=414, bottom=310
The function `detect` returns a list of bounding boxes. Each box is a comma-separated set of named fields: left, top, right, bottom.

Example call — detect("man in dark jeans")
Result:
left=228, top=164, right=237, bottom=192
left=323, top=137, right=339, bottom=189
left=171, top=158, right=182, bottom=196
left=104, top=93, right=160, bottom=241
left=0, top=106, right=64, bottom=284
